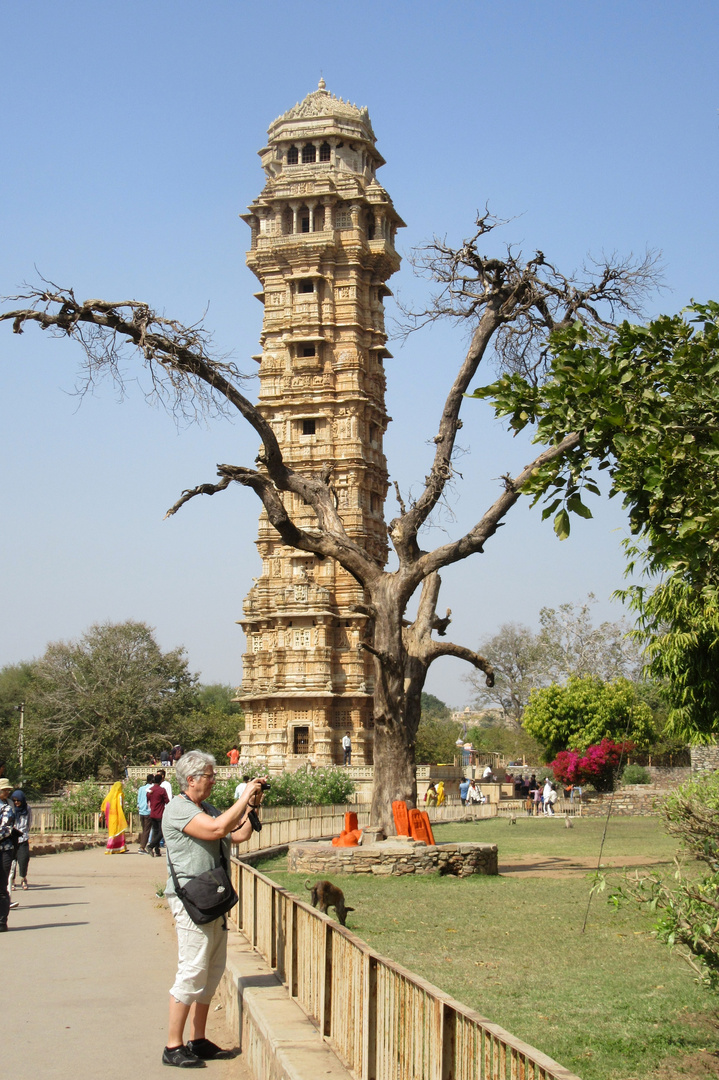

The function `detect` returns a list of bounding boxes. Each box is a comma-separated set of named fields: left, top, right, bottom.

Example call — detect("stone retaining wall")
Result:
left=287, top=839, right=498, bottom=877
left=29, top=834, right=106, bottom=855
left=579, top=786, right=668, bottom=817
left=691, top=743, right=719, bottom=773
left=644, top=766, right=691, bottom=786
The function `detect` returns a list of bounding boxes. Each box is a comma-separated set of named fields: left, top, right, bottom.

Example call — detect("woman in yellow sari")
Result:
left=436, top=780, right=446, bottom=806
left=101, top=781, right=128, bottom=853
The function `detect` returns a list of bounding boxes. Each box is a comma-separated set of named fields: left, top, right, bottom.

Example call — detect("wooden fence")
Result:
left=27, top=799, right=584, bottom=841
left=30, top=811, right=108, bottom=834
left=233, top=805, right=371, bottom=855
left=227, top=854, right=581, bottom=1080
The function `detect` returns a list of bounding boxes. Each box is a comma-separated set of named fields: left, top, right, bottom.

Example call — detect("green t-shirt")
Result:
left=163, top=794, right=230, bottom=898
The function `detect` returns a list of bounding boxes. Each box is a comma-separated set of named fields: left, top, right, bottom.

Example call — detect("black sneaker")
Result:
left=162, top=1045, right=205, bottom=1068
left=186, top=1038, right=234, bottom=1061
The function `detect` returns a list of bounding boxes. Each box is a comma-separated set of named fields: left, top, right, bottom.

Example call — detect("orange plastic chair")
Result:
left=408, top=808, right=435, bottom=846
left=331, top=828, right=362, bottom=847
left=335, top=829, right=362, bottom=847
left=392, top=800, right=410, bottom=837
left=420, top=810, right=435, bottom=845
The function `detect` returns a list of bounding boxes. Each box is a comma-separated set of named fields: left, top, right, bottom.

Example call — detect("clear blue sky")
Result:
left=1, top=1, right=718, bottom=706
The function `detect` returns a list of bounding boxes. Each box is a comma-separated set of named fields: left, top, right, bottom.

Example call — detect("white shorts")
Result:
left=167, top=893, right=228, bottom=1006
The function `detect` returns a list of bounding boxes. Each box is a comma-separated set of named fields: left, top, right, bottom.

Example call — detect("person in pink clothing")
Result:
left=147, top=773, right=170, bottom=856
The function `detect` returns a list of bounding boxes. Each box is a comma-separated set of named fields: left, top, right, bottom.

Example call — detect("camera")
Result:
left=258, top=780, right=271, bottom=791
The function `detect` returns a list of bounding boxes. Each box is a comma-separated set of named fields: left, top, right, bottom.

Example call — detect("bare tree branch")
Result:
left=2, top=284, right=383, bottom=587
left=387, top=216, right=661, bottom=569
left=425, top=641, right=495, bottom=686
left=412, top=432, right=582, bottom=584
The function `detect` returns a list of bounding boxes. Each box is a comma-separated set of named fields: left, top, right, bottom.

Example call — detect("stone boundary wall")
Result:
left=29, top=834, right=106, bottom=855
left=643, top=766, right=692, bottom=786
left=579, top=785, right=668, bottom=817
left=287, top=839, right=498, bottom=877
left=691, top=743, right=719, bottom=773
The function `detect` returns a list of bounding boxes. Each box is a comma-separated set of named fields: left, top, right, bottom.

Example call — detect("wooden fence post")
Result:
left=290, top=900, right=299, bottom=999
left=361, top=954, right=377, bottom=1080
left=252, top=874, right=258, bottom=948
left=322, top=923, right=333, bottom=1038
left=441, top=1003, right=456, bottom=1080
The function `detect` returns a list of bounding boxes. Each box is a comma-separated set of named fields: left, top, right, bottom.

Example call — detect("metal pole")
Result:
left=18, top=701, right=25, bottom=783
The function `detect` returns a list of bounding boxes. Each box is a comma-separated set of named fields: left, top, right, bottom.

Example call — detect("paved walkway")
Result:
left=4, top=845, right=251, bottom=1080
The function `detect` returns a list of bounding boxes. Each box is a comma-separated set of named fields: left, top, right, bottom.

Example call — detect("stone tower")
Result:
left=237, top=81, right=404, bottom=771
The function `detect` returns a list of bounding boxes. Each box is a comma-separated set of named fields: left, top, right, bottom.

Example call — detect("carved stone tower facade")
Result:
left=237, top=81, right=404, bottom=771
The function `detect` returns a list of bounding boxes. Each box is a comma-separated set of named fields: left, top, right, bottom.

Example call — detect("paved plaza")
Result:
left=4, top=846, right=250, bottom=1080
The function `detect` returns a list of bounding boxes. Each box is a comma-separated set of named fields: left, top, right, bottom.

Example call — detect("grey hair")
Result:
left=175, top=750, right=216, bottom=792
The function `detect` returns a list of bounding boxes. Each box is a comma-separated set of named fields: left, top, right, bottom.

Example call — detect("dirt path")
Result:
left=4, top=845, right=251, bottom=1080
left=499, top=854, right=673, bottom=877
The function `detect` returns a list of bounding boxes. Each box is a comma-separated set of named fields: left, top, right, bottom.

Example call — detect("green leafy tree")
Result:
left=419, top=693, right=451, bottom=721
left=415, top=717, right=459, bottom=765
left=467, top=599, right=641, bottom=724
left=0, top=662, right=35, bottom=781
left=172, top=683, right=244, bottom=762
left=475, top=304, right=719, bottom=741
left=465, top=721, right=543, bottom=763
left=522, top=675, right=654, bottom=762
left=30, top=620, right=197, bottom=779
left=415, top=693, right=456, bottom=765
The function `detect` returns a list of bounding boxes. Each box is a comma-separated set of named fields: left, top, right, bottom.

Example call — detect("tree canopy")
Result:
left=0, top=622, right=244, bottom=789
left=475, top=303, right=719, bottom=742
left=31, top=620, right=197, bottom=780
left=467, top=596, right=641, bottom=723
left=522, top=674, right=654, bottom=762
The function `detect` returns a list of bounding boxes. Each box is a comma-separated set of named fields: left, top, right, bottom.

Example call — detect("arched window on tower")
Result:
left=287, top=145, right=299, bottom=165
left=319, top=142, right=331, bottom=162
left=302, top=143, right=316, bottom=164
left=366, top=212, right=376, bottom=241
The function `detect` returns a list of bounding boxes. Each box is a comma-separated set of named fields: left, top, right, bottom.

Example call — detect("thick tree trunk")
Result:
left=369, top=716, right=416, bottom=833
left=367, top=580, right=418, bottom=833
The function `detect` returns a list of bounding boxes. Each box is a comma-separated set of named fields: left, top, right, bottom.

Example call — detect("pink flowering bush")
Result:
left=550, top=738, right=634, bottom=792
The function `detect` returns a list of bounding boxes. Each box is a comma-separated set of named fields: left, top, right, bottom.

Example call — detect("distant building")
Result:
left=237, top=82, right=404, bottom=771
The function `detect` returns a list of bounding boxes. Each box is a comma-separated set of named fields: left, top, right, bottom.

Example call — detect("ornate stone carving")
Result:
left=239, top=83, right=403, bottom=771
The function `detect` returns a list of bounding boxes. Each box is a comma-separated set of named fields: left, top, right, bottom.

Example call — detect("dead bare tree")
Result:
left=1, top=218, right=659, bottom=832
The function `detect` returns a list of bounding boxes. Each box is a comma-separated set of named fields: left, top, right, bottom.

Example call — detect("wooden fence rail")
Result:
left=228, top=855, right=582, bottom=1080
left=27, top=800, right=582, bottom=841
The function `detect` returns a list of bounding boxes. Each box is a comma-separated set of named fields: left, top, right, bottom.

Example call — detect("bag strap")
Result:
left=165, top=845, right=186, bottom=897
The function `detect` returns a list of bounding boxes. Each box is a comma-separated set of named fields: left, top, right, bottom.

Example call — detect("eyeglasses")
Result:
left=200, top=771, right=216, bottom=780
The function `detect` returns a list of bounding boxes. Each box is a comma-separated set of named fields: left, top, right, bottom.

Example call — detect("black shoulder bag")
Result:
left=166, top=804, right=239, bottom=925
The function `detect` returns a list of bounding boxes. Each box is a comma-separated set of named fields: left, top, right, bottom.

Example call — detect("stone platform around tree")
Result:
left=287, top=838, right=498, bottom=877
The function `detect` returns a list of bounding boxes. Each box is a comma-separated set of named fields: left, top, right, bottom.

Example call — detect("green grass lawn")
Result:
left=257, top=818, right=718, bottom=1080
left=434, top=816, right=680, bottom=861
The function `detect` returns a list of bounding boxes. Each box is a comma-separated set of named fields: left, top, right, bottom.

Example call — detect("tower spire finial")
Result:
left=318, top=75, right=326, bottom=91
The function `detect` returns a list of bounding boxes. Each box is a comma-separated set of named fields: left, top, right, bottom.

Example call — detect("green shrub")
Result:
left=209, top=765, right=355, bottom=809
left=621, top=764, right=652, bottom=785
left=54, top=780, right=106, bottom=815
